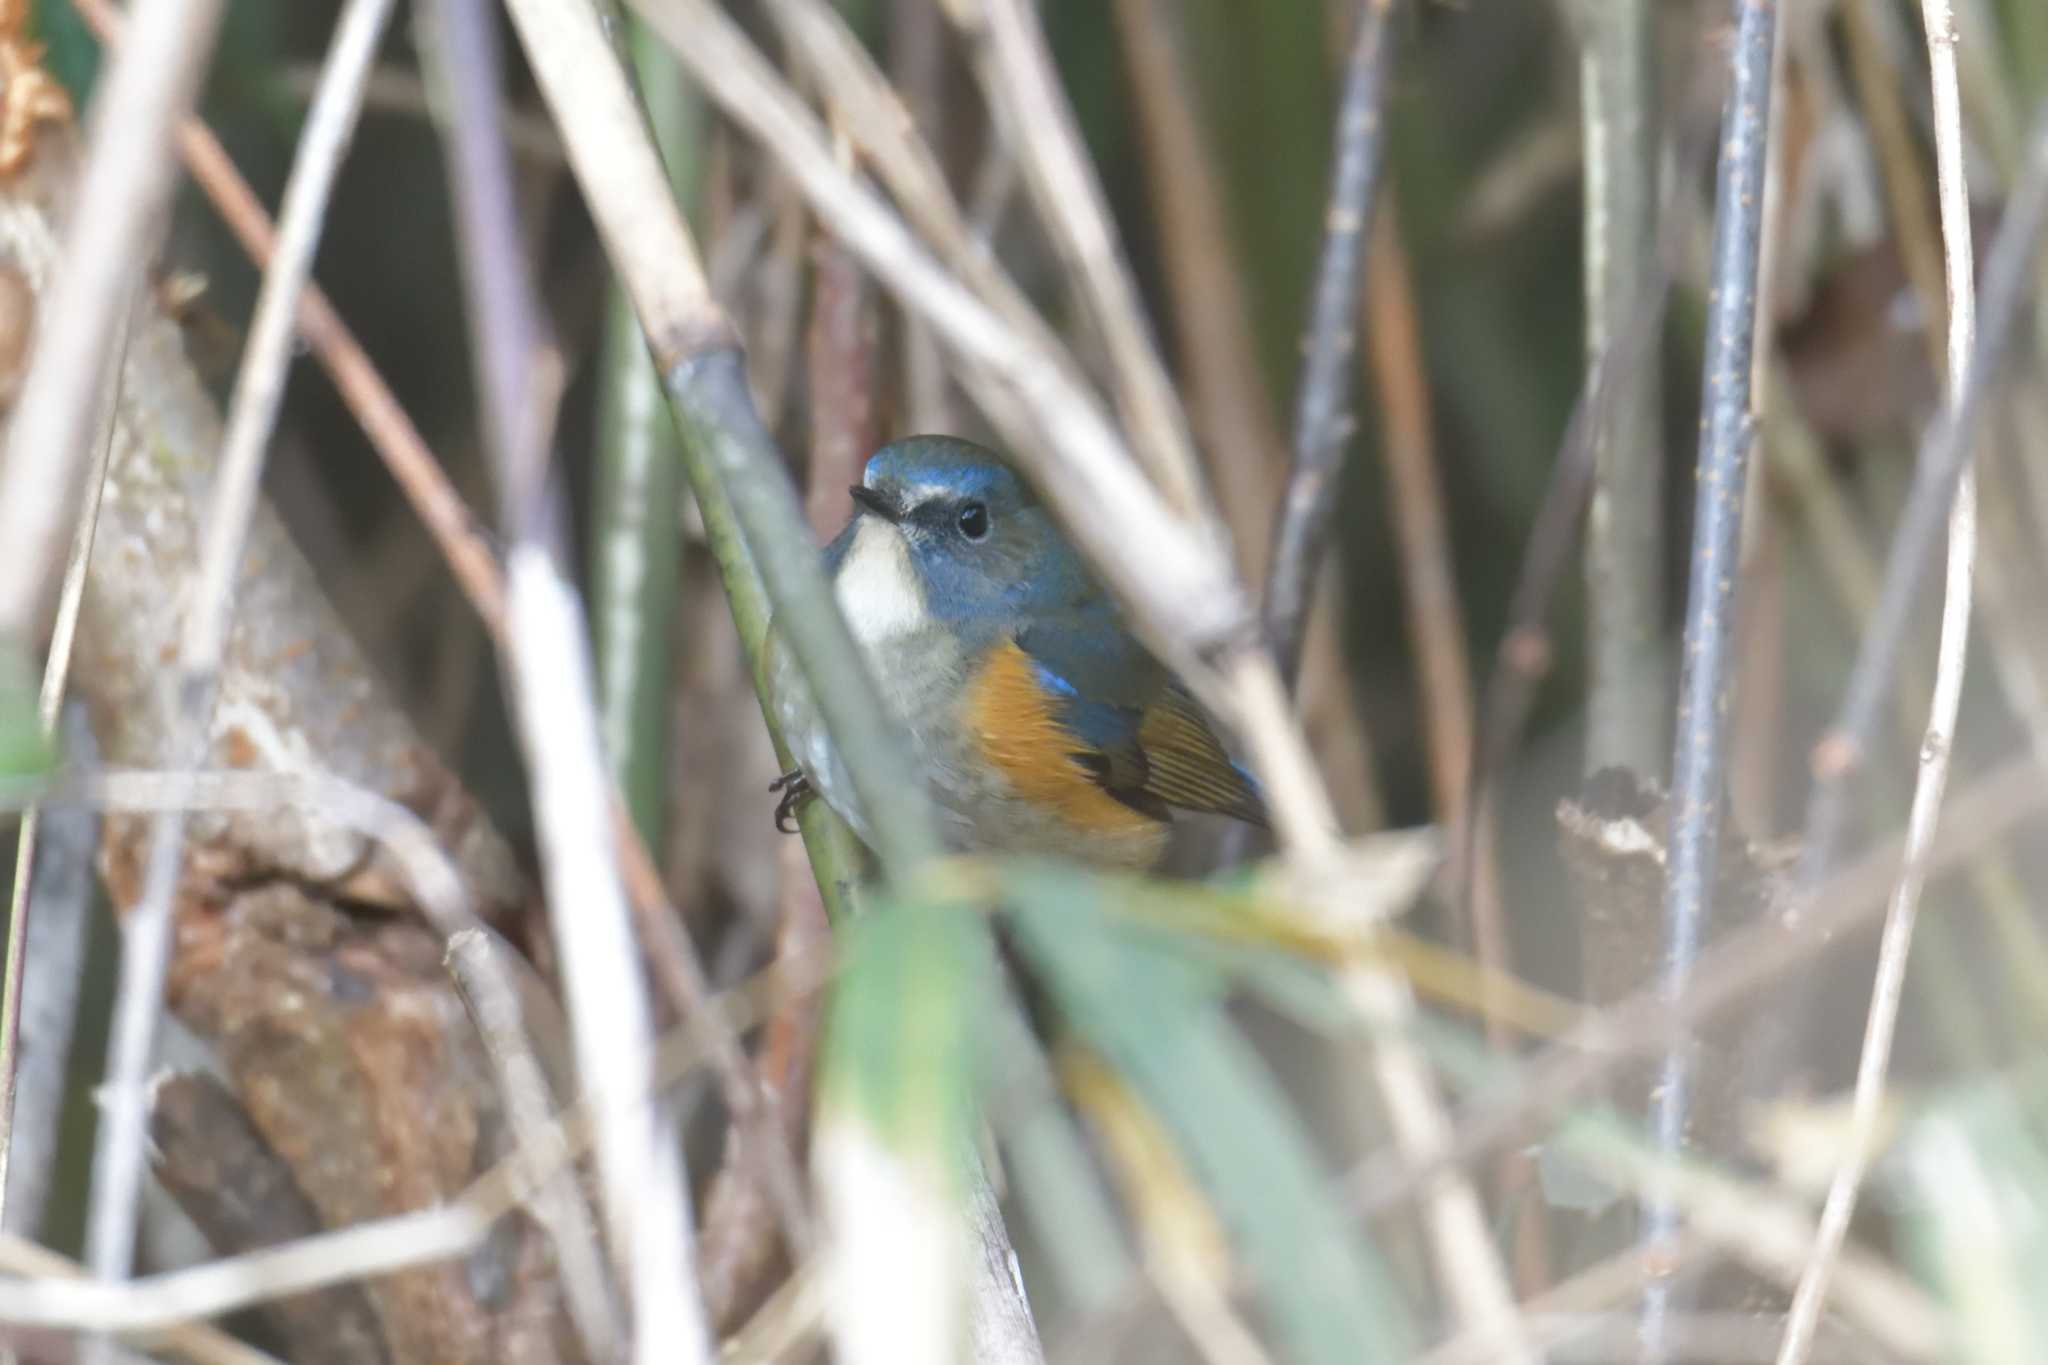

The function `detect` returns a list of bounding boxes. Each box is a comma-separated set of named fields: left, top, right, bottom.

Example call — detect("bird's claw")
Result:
left=770, top=770, right=812, bottom=833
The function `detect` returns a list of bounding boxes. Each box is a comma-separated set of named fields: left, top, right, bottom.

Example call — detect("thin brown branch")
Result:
left=745, top=187, right=809, bottom=436
left=696, top=845, right=829, bottom=1334
left=1111, top=0, right=1281, bottom=576
left=613, top=499, right=821, bottom=1289
left=1730, top=505, right=1783, bottom=833
left=887, top=0, right=955, bottom=433
left=801, top=234, right=881, bottom=535
left=758, top=0, right=1072, bottom=452
left=1361, top=204, right=1546, bottom=1289
left=1363, top=207, right=1483, bottom=924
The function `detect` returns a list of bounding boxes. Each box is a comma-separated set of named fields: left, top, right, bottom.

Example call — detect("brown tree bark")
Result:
left=0, top=129, right=567, bottom=1363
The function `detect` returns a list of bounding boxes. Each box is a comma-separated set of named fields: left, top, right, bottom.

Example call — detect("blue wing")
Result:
left=1015, top=615, right=1266, bottom=827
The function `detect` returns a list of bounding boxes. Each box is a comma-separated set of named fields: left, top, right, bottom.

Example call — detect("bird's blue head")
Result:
left=824, top=436, right=1099, bottom=644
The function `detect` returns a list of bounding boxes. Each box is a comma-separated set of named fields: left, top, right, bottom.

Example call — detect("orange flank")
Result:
left=965, top=640, right=1163, bottom=841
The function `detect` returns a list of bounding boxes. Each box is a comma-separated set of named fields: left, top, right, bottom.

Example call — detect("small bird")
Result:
left=769, top=435, right=1264, bottom=869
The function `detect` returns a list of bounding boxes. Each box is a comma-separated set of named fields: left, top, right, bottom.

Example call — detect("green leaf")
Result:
left=819, top=894, right=982, bottom=1167
left=30, top=0, right=98, bottom=106
left=986, top=985, right=1137, bottom=1319
left=1001, top=862, right=1417, bottom=1365
left=815, top=894, right=989, bottom=1365
left=1898, top=1077, right=2048, bottom=1365
left=590, top=282, right=684, bottom=847
left=0, top=638, right=51, bottom=781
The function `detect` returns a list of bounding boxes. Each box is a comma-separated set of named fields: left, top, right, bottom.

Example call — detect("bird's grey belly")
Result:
left=772, top=623, right=970, bottom=848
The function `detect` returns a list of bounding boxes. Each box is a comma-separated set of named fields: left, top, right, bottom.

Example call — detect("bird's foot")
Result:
left=769, top=770, right=813, bottom=833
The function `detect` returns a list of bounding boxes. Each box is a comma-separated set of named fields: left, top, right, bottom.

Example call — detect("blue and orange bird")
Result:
left=769, top=435, right=1265, bottom=870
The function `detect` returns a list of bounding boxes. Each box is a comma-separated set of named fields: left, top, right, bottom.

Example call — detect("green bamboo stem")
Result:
left=656, top=345, right=943, bottom=875
left=589, top=24, right=703, bottom=846
left=1580, top=0, right=1666, bottom=776
left=591, top=294, right=684, bottom=844
left=674, top=389, right=873, bottom=907
left=588, top=18, right=872, bottom=909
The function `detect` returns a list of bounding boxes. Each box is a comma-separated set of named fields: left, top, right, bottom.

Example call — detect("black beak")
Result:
left=848, top=484, right=904, bottom=523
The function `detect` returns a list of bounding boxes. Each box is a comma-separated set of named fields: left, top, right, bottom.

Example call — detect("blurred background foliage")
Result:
left=12, top=0, right=2048, bottom=1356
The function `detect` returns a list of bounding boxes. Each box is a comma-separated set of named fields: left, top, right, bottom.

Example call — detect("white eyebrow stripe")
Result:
left=897, top=480, right=953, bottom=507
left=862, top=471, right=1005, bottom=513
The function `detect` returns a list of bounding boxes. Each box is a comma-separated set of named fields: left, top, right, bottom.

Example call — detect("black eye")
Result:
left=957, top=501, right=990, bottom=541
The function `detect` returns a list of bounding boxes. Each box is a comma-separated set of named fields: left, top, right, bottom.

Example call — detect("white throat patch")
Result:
left=835, top=516, right=928, bottom=645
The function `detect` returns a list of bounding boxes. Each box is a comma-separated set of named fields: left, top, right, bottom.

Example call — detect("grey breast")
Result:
left=771, top=613, right=985, bottom=853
